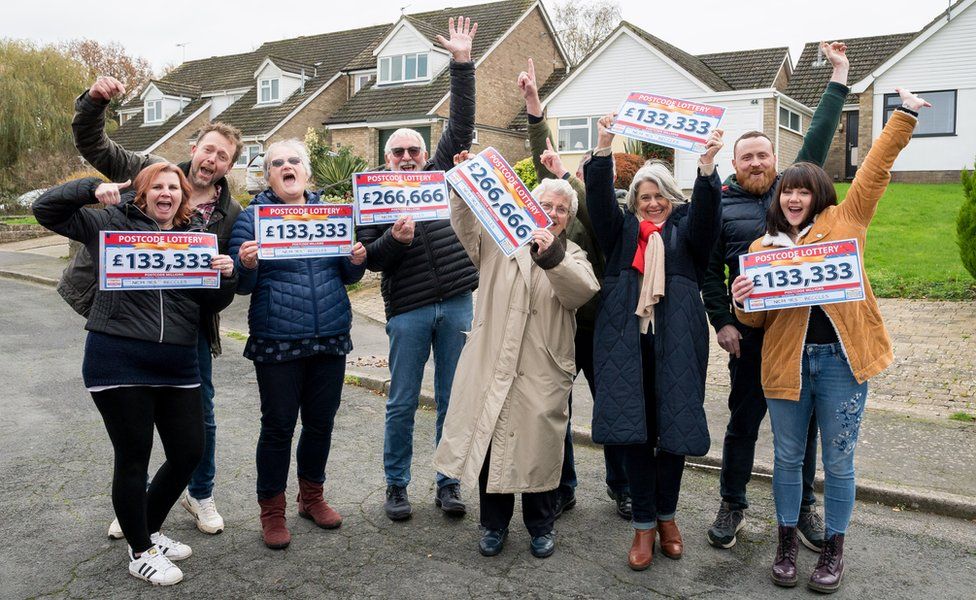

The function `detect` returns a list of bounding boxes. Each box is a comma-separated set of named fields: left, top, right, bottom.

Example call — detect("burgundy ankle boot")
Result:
left=258, top=492, right=291, bottom=549
left=771, top=525, right=799, bottom=587
left=297, top=478, right=342, bottom=529
left=808, top=533, right=845, bottom=593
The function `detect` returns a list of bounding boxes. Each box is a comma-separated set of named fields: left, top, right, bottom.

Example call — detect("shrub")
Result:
left=959, top=159, right=976, bottom=281
left=57, top=169, right=108, bottom=185
left=613, top=152, right=644, bottom=190
left=513, top=157, right=538, bottom=189
left=305, top=127, right=367, bottom=198
left=623, top=138, right=674, bottom=165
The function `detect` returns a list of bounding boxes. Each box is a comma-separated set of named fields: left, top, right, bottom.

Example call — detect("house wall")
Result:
left=771, top=62, right=790, bottom=92
left=377, top=25, right=451, bottom=83
left=266, top=77, right=350, bottom=146
left=256, top=63, right=306, bottom=103
left=209, top=92, right=245, bottom=120
left=331, top=127, right=380, bottom=168
left=151, top=110, right=213, bottom=165
left=470, top=126, right=532, bottom=165
left=822, top=108, right=853, bottom=181
left=674, top=97, right=764, bottom=188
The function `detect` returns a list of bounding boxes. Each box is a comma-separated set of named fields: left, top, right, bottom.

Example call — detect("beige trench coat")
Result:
left=433, top=193, right=600, bottom=493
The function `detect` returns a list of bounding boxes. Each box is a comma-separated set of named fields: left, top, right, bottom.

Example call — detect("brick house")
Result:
left=107, top=0, right=567, bottom=192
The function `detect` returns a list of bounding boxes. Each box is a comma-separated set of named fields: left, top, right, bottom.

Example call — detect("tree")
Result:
left=958, top=159, right=976, bottom=283
left=0, top=40, right=89, bottom=196
left=58, top=39, right=154, bottom=121
left=551, top=0, right=622, bottom=66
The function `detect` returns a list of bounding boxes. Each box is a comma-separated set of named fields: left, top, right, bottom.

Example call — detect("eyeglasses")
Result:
left=389, top=146, right=423, bottom=158
left=270, top=156, right=302, bottom=168
left=540, top=202, right=569, bottom=216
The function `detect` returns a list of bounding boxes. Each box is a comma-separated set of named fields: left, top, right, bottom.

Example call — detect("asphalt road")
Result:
left=2, top=278, right=975, bottom=599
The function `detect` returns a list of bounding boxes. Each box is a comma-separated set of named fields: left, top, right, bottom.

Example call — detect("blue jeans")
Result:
left=767, top=343, right=867, bottom=537
left=384, top=292, right=472, bottom=489
left=187, top=331, right=217, bottom=500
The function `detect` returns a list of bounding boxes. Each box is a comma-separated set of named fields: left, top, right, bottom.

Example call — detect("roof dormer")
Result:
left=253, top=56, right=316, bottom=105
left=373, top=16, right=451, bottom=87
left=139, top=80, right=199, bottom=126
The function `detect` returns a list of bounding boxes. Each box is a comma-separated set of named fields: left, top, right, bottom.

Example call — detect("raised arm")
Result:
left=584, top=115, right=624, bottom=255
left=430, top=17, right=477, bottom=171
left=519, top=58, right=560, bottom=182
left=685, top=129, right=724, bottom=271
left=33, top=178, right=127, bottom=244
left=73, top=76, right=161, bottom=183
left=795, top=42, right=850, bottom=167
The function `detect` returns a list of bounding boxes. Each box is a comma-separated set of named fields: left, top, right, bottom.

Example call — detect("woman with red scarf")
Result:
left=585, top=115, right=723, bottom=571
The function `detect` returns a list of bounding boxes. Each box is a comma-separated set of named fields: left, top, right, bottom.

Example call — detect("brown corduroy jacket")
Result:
left=735, top=109, right=917, bottom=401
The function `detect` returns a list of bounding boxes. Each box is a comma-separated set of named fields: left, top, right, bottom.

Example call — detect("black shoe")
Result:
left=530, top=531, right=556, bottom=558
left=607, top=487, right=632, bottom=520
left=479, top=528, right=508, bottom=557
left=707, top=501, right=745, bottom=549
left=554, top=488, right=576, bottom=519
left=797, top=504, right=825, bottom=551
left=384, top=485, right=412, bottom=521
left=435, top=483, right=466, bottom=516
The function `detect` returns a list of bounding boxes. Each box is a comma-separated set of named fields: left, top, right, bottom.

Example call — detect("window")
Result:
left=557, top=116, right=600, bottom=152
left=779, top=106, right=801, bottom=133
left=354, top=73, right=374, bottom=93
left=883, top=89, right=956, bottom=137
left=144, top=99, right=163, bottom=123
left=378, top=52, right=430, bottom=84
left=235, top=144, right=263, bottom=168
left=259, top=78, right=280, bottom=104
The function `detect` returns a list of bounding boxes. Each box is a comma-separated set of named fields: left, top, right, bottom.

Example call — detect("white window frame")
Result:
left=354, top=73, right=375, bottom=93
left=779, top=106, right=802, bottom=133
left=259, top=78, right=280, bottom=104
left=557, top=116, right=600, bottom=153
left=144, top=99, right=163, bottom=124
left=235, top=143, right=263, bottom=169
left=378, top=52, right=430, bottom=85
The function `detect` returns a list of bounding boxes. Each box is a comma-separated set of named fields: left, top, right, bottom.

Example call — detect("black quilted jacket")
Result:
left=356, top=61, right=478, bottom=320
left=585, top=155, right=721, bottom=456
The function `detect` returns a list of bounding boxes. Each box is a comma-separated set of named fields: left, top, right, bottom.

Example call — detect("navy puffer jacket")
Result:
left=229, top=189, right=365, bottom=340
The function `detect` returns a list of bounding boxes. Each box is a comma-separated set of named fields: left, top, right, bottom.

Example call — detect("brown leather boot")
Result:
left=808, top=533, right=845, bottom=593
left=258, top=493, right=291, bottom=549
left=771, top=525, right=799, bottom=587
left=297, top=478, right=342, bottom=529
left=628, top=529, right=655, bottom=571
left=657, top=519, right=683, bottom=559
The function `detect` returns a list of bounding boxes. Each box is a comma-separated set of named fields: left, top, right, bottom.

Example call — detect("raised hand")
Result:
left=391, top=215, right=415, bottom=244
left=700, top=128, right=724, bottom=164
left=94, top=179, right=131, bottom=206
left=89, top=76, right=126, bottom=102
left=540, top=138, right=568, bottom=178
left=597, top=114, right=617, bottom=149
left=822, top=41, right=849, bottom=85
left=437, top=16, right=478, bottom=63
left=349, top=242, right=367, bottom=265
left=896, top=87, right=932, bottom=112
left=517, top=58, right=542, bottom=115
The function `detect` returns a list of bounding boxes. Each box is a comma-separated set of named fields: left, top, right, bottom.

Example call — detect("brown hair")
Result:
left=766, top=162, right=837, bottom=235
left=733, top=130, right=773, bottom=157
left=197, top=121, right=244, bottom=163
left=133, top=162, right=193, bottom=228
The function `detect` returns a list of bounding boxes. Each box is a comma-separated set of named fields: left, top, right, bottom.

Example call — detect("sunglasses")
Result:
left=270, top=156, right=302, bottom=168
left=389, top=146, right=423, bottom=158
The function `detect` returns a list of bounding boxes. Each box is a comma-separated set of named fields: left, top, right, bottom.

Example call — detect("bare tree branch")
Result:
left=551, top=0, right=622, bottom=66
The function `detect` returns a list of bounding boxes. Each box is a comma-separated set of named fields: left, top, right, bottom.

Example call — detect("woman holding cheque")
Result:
left=229, top=139, right=366, bottom=550
left=730, top=89, right=928, bottom=593
left=32, top=163, right=237, bottom=586
left=433, top=151, right=599, bottom=559
left=585, top=116, right=723, bottom=571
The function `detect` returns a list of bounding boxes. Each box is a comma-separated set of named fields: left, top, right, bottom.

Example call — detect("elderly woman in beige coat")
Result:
left=434, top=151, right=599, bottom=560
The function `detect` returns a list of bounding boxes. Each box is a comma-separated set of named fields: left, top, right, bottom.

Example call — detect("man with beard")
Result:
left=356, top=17, right=478, bottom=522
left=71, top=76, right=243, bottom=537
left=701, top=42, right=850, bottom=551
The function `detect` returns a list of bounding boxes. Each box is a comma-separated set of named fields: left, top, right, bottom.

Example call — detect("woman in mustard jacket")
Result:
left=731, top=88, right=928, bottom=593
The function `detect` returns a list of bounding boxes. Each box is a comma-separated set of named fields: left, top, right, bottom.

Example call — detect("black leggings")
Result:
left=92, top=386, right=204, bottom=553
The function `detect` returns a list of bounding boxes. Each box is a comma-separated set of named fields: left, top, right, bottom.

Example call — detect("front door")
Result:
left=845, top=111, right=859, bottom=180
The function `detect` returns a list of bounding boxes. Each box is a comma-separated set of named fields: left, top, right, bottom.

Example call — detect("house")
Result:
left=536, top=21, right=806, bottom=189
left=106, top=0, right=568, bottom=192
left=789, top=0, right=975, bottom=182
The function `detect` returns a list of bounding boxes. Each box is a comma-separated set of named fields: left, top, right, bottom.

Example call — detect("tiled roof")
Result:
left=508, top=68, right=570, bottom=131
left=109, top=98, right=210, bottom=153
left=786, top=33, right=915, bottom=106
left=697, top=47, right=789, bottom=90
left=257, top=23, right=391, bottom=78
left=162, top=50, right=265, bottom=92
left=263, top=55, right=317, bottom=76
left=151, top=79, right=202, bottom=98
left=623, top=21, right=732, bottom=92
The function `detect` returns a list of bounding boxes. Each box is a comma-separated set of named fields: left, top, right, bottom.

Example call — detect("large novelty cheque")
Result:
left=255, top=204, right=355, bottom=260
left=446, top=147, right=551, bottom=257
left=610, top=92, right=726, bottom=153
left=100, top=231, right=220, bottom=290
left=739, top=239, right=866, bottom=312
left=353, top=171, right=451, bottom=225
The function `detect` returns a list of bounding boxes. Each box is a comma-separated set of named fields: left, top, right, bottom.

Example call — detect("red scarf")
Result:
left=632, top=220, right=662, bottom=273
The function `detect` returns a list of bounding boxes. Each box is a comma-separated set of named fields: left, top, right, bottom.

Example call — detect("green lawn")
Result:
left=0, top=215, right=37, bottom=225
left=836, top=182, right=974, bottom=300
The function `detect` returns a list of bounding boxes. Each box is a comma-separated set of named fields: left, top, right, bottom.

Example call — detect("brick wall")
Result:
left=471, top=127, right=531, bottom=165
left=267, top=77, right=350, bottom=145
left=778, top=127, right=804, bottom=166
left=331, top=127, right=379, bottom=168
left=890, top=170, right=964, bottom=184
left=152, top=110, right=212, bottom=163
left=772, top=62, right=790, bottom=92
left=0, top=224, right=48, bottom=244
left=823, top=115, right=848, bottom=181
left=858, top=85, right=875, bottom=165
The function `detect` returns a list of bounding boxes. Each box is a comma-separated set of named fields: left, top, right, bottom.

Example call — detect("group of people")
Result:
left=32, top=15, right=929, bottom=593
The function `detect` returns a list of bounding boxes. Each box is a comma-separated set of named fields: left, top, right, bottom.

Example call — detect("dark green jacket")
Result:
left=701, top=81, right=849, bottom=332
left=527, top=118, right=604, bottom=332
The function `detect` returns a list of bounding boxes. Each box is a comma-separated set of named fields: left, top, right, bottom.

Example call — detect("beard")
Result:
left=736, top=164, right=778, bottom=196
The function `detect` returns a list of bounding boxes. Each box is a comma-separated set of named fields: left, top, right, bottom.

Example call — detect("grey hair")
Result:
left=263, top=139, right=312, bottom=180
left=626, top=160, right=687, bottom=215
left=531, top=178, right=579, bottom=219
left=384, top=128, right=428, bottom=155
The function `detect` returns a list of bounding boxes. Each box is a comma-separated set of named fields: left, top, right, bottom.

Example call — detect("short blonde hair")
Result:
left=531, top=178, right=578, bottom=218
left=626, top=160, right=687, bottom=215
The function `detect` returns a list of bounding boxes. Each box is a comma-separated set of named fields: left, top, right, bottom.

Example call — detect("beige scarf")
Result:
left=635, top=232, right=665, bottom=334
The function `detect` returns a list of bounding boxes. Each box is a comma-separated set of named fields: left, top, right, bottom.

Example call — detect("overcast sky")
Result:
left=6, top=0, right=958, bottom=74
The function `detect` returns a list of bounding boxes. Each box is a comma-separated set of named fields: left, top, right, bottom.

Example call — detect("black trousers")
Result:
left=254, top=353, right=345, bottom=499
left=479, top=447, right=558, bottom=537
left=92, top=386, right=204, bottom=553
left=620, top=331, right=686, bottom=526
left=720, top=325, right=818, bottom=510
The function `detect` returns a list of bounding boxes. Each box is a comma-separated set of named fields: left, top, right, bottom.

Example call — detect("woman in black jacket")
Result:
left=586, top=115, right=723, bottom=571
left=33, top=162, right=236, bottom=587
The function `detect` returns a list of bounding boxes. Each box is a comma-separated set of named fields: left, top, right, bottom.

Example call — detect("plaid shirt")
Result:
left=188, top=185, right=221, bottom=232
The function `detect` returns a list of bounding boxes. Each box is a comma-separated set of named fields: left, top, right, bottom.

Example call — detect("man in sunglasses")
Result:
left=357, top=16, right=478, bottom=522
left=70, top=76, right=243, bottom=538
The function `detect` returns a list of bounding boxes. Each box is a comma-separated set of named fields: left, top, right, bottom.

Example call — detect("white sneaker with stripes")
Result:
left=128, top=546, right=183, bottom=586
left=150, top=531, right=192, bottom=561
